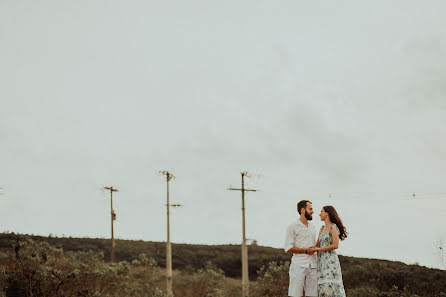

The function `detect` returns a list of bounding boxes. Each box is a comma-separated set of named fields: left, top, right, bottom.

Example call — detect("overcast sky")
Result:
left=1, top=0, right=446, bottom=270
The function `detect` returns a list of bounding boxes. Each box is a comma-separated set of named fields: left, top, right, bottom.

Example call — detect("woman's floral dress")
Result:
left=317, top=224, right=346, bottom=297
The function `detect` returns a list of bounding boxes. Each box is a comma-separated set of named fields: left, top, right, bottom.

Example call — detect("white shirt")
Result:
left=284, top=219, right=318, bottom=268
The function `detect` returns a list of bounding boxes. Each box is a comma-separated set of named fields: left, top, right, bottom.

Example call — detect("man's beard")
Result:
left=305, top=211, right=312, bottom=220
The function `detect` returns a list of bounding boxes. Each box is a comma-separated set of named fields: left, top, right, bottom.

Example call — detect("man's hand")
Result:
left=307, top=246, right=316, bottom=255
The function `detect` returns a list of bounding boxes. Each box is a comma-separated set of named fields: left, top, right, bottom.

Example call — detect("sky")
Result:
left=1, top=0, right=446, bottom=270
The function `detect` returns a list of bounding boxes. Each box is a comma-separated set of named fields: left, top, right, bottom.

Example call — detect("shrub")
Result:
left=251, top=261, right=289, bottom=297
left=5, top=239, right=168, bottom=297
left=173, top=261, right=232, bottom=297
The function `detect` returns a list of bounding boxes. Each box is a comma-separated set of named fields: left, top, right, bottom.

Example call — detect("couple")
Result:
left=284, top=200, right=348, bottom=297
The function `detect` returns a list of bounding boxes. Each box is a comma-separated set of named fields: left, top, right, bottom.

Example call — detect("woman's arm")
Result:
left=316, top=225, right=339, bottom=252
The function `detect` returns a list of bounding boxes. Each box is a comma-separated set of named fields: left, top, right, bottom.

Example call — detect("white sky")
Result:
left=1, top=0, right=446, bottom=269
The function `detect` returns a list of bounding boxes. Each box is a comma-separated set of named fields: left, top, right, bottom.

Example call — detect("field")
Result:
left=0, top=232, right=445, bottom=297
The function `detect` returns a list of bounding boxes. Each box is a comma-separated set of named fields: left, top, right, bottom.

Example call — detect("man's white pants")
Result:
left=288, top=265, right=317, bottom=297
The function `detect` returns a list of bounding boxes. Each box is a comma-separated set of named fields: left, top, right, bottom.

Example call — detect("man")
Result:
left=284, top=200, right=318, bottom=297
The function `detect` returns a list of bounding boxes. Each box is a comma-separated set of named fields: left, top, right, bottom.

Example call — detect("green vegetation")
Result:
left=0, top=233, right=288, bottom=279
left=0, top=233, right=445, bottom=297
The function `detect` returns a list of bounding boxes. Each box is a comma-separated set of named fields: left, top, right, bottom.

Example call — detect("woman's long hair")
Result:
left=323, top=206, right=348, bottom=240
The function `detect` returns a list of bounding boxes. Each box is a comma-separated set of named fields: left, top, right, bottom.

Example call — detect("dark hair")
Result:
left=323, top=206, right=348, bottom=240
left=297, top=200, right=311, bottom=215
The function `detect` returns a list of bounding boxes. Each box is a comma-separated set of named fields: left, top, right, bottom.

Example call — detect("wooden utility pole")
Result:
left=160, top=170, right=182, bottom=296
left=104, top=186, right=118, bottom=262
left=228, top=171, right=257, bottom=297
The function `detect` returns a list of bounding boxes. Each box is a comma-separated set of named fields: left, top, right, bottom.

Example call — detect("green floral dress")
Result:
left=317, top=224, right=346, bottom=297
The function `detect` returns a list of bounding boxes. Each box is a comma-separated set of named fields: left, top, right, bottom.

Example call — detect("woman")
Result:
left=314, top=206, right=348, bottom=297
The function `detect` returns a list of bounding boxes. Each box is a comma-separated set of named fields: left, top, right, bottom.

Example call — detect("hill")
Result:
left=0, top=232, right=288, bottom=279
left=0, top=232, right=445, bottom=297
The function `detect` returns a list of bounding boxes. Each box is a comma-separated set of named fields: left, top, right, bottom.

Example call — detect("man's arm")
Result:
left=287, top=246, right=313, bottom=254
left=284, top=224, right=315, bottom=254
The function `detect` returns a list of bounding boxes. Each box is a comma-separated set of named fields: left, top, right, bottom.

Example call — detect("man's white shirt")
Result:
left=284, top=219, right=318, bottom=268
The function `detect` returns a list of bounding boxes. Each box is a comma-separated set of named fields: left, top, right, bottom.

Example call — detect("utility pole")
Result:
left=104, top=186, right=118, bottom=262
left=228, top=171, right=258, bottom=297
left=160, top=170, right=182, bottom=296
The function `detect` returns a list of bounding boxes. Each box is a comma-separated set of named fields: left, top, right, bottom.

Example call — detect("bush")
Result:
left=5, top=239, right=168, bottom=297
left=251, top=261, right=289, bottom=297
left=346, top=286, right=382, bottom=297
left=172, top=261, right=233, bottom=297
